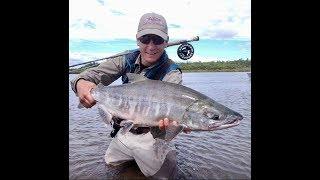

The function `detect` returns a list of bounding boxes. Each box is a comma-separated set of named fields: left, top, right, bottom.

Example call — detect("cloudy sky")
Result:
left=69, top=0, right=251, bottom=66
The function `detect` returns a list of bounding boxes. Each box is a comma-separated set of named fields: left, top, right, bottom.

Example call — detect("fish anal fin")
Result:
left=164, top=124, right=184, bottom=141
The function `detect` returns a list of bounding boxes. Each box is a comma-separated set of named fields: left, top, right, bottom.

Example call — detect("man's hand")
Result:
left=158, top=118, right=191, bottom=134
left=76, top=79, right=97, bottom=108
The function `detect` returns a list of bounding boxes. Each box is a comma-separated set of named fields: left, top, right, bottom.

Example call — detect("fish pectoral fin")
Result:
left=119, top=120, right=134, bottom=134
left=97, top=105, right=113, bottom=125
left=164, top=124, right=184, bottom=141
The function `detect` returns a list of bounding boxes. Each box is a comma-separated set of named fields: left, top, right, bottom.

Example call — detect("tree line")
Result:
left=69, top=59, right=251, bottom=74
left=177, top=59, right=251, bottom=72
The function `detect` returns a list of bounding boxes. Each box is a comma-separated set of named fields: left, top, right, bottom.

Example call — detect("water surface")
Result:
left=69, top=72, right=251, bottom=179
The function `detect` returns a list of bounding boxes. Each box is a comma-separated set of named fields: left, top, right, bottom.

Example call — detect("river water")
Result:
left=69, top=72, right=251, bottom=179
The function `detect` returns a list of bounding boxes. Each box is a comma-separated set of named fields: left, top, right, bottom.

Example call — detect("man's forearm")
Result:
left=70, top=56, right=125, bottom=94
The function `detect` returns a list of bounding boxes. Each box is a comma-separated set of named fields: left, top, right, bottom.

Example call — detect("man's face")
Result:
left=137, top=34, right=167, bottom=66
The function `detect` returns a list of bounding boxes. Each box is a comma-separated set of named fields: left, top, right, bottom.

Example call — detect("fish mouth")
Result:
left=208, top=115, right=243, bottom=130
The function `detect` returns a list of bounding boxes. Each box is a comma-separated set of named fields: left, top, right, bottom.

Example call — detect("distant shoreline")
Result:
left=181, top=69, right=250, bottom=73
left=69, top=59, right=251, bottom=74
left=69, top=70, right=250, bottom=74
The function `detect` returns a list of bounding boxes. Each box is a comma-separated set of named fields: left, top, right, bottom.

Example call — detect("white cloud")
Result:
left=69, top=0, right=250, bottom=41
left=69, top=51, right=115, bottom=66
left=69, top=50, right=227, bottom=66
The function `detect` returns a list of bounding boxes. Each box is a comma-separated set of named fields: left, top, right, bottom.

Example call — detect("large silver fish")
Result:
left=91, top=73, right=243, bottom=141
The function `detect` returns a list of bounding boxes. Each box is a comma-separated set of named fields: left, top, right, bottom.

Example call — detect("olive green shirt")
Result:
left=70, top=53, right=182, bottom=94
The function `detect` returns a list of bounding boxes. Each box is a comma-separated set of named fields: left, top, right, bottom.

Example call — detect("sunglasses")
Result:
left=139, top=34, right=165, bottom=45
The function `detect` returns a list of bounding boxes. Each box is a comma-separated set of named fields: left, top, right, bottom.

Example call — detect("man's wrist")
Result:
left=75, top=78, right=86, bottom=93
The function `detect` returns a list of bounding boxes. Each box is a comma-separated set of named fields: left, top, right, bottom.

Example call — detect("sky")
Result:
left=69, top=0, right=251, bottom=66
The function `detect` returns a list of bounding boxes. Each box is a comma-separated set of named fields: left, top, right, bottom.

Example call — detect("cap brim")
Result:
left=136, top=29, right=168, bottom=41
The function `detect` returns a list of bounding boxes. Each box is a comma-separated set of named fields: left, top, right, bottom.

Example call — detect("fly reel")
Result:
left=177, top=43, right=194, bottom=60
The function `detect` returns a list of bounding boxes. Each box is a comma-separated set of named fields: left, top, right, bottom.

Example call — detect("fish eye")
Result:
left=205, top=112, right=220, bottom=120
left=212, top=114, right=219, bottom=120
left=204, top=108, right=220, bottom=120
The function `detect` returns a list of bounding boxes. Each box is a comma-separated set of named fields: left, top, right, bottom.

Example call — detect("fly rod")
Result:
left=69, top=36, right=199, bottom=68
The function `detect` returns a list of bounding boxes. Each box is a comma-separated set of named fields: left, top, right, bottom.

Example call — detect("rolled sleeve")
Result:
left=70, top=56, right=126, bottom=93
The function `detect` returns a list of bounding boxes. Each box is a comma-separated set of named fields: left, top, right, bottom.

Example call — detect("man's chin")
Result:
left=144, top=57, right=159, bottom=64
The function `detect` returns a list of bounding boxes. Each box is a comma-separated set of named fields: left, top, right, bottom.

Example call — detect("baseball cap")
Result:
left=136, top=12, right=168, bottom=41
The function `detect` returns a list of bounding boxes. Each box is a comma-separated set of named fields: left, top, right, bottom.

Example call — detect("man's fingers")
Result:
left=164, top=118, right=169, bottom=127
left=159, top=119, right=164, bottom=130
left=183, top=127, right=192, bottom=134
left=79, top=91, right=96, bottom=108
left=172, top=121, right=178, bottom=126
left=76, top=80, right=97, bottom=108
left=159, top=118, right=184, bottom=131
left=183, top=129, right=191, bottom=134
left=84, top=93, right=96, bottom=105
left=81, top=99, right=91, bottom=108
left=80, top=97, right=94, bottom=108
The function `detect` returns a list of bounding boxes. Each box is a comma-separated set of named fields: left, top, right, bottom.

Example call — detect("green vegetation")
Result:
left=178, top=59, right=251, bottom=72
left=69, top=59, right=251, bottom=74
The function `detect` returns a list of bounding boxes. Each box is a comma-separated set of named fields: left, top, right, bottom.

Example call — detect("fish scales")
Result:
left=90, top=73, right=243, bottom=141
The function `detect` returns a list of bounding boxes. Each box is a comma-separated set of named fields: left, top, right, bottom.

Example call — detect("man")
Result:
left=71, top=12, right=187, bottom=179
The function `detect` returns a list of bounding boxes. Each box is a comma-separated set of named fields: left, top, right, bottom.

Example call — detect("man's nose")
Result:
left=145, top=40, right=157, bottom=49
left=146, top=40, right=156, bottom=46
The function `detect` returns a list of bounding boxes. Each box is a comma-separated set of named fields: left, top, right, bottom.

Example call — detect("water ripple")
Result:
left=69, top=72, right=251, bottom=179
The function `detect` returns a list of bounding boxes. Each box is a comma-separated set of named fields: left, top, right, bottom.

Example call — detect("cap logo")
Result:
left=143, top=16, right=163, bottom=26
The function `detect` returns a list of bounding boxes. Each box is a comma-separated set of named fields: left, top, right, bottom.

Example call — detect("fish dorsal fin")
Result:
left=126, top=73, right=148, bottom=83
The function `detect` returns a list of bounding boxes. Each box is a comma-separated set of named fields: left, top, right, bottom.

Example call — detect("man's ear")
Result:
left=165, top=36, right=169, bottom=47
left=136, top=34, right=140, bottom=46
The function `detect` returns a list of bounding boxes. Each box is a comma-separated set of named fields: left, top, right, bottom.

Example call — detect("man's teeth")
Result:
left=147, top=52, right=157, bottom=55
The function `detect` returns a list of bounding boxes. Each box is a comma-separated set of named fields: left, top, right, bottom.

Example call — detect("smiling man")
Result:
left=71, top=12, right=184, bottom=179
